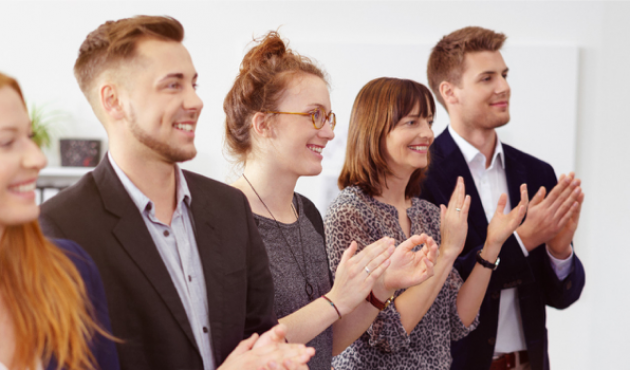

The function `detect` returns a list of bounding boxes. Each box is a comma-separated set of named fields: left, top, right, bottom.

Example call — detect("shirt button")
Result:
left=163, top=230, right=170, bottom=237
left=188, top=275, right=192, bottom=282
left=203, top=327, right=208, bottom=333
left=146, top=203, right=152, bottom=211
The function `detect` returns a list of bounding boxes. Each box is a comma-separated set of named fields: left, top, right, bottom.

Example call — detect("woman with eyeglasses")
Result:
left=325, top=77, right=528, bottom=369
left=0, top=73, right=119, bottom=370
left=223, top=32, right=438, bottom=370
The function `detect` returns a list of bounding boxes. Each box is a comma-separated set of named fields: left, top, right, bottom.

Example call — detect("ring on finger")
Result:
left=456, top=207, right=461, bottom=212
left=365, top=266, right=371, bottom=275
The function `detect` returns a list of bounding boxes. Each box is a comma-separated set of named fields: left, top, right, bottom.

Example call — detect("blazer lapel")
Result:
left=432, top=130, right=489, bottom=243
left=185, top=172, right=226, bottom=362
left=93, top=156, right=200, bottom=353
left=503, top=145, right=528, bottom=212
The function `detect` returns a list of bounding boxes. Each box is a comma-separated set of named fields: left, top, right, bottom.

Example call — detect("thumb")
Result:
left=530, top=186, right=546, bottom=206
left=494, top=193, right=508, bottom=216
left=232, top=333, right=258, bottom=355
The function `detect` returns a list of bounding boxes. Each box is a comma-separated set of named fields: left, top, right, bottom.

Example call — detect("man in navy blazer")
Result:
left=422, top=27, right=585, bottom=370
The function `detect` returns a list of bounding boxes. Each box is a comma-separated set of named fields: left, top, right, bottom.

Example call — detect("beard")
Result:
left=128, top=105, right=197, bottom=163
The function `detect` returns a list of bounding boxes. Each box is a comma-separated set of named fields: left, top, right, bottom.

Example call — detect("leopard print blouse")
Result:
left=324, top=186, right=479, bottom=370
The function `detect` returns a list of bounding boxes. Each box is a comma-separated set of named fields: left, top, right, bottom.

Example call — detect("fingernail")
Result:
left=574, top=188, right=581, bottom=195
left=572, top=180, right=579, bottom=186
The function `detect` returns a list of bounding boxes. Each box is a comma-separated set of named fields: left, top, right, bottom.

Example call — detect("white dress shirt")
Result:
left=448, top=126, right=573, bottom=355
left=109, top=153, right=215, bottom=370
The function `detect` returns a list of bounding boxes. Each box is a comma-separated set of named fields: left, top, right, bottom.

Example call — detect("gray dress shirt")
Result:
left=108, top=153, right=214, bottom=370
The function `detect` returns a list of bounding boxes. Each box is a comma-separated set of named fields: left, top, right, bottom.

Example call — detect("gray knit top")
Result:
left=252, top=193, right=333, bottom=370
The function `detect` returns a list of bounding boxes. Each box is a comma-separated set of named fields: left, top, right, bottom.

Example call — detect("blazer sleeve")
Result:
left=241, top=192, right=278, bottom=338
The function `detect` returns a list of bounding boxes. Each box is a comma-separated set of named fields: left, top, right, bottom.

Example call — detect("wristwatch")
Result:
left=476, top=250, right=500, bottom=271
left=366, top=291, right=394, bottom=311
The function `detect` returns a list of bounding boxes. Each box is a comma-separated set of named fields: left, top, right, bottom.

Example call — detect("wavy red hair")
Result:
left=0, top=72, right=110, bottom=370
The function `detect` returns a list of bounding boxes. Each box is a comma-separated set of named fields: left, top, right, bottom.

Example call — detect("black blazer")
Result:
left=420, top=128, right=585, bottom=370
left=45, top=239, right=120, bottom=370
left=40, top=156, right=277, bottom=370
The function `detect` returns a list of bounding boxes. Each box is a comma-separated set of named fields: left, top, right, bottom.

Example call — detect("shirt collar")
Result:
left=448, top=125, right=506, bottom=170
left=108, top=152, right=192, bottom=216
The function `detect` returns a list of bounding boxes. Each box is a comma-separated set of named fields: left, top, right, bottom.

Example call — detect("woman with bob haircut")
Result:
left=0, top=73, right=119, bottom=370
left=325, top=77, right=528, bottom=369
left=224, top=33, right=438, bottom=370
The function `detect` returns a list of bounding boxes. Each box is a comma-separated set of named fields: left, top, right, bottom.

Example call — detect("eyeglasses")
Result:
left=265, top=108, right=336, bottom=130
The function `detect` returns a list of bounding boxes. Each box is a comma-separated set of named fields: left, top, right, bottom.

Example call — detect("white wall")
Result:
left=1, top=1, right=628, bottom=368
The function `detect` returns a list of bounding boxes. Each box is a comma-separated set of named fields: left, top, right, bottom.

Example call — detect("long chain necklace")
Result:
left=243, top=174, right=315, bottom=300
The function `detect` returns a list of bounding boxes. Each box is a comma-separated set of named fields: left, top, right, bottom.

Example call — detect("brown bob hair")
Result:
left=427, top=26, right=506, bottom=108
left=338, top=77, right=435, bottom=199
left=74, top=15, right=184, bottom=98
left=223, top=31, right=326, bottom=164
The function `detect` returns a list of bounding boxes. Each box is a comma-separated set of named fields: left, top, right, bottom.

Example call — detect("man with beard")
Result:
left=40, top=16, right=313, bottom=370
left=421, top=27, right=586, bottom=370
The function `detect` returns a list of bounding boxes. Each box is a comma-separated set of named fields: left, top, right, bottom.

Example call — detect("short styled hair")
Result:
left=338, top=77, right=435, bottom=199
left=74, top=15, right=184, bottom=97
left=427, top=26, right=506, bottom=108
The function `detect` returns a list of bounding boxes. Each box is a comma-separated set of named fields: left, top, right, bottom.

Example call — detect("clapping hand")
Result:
left=326, top=237, right=396, bottom=316
left=516, top=173, right=582, bottom=255
left=371, top=234, right=437, bottom=299
left=484, top=184, right=528, bottom=259
left=440, top=177, right=471, bottom=261
left=221, top=324, right=315, bottom=370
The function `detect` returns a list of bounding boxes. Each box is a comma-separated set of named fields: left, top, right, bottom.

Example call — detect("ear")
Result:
left=99, top=83, right=125, bottom=120
left=251, top=111, right=274, bottom=138
left=439, top=81, right=458, bottom=107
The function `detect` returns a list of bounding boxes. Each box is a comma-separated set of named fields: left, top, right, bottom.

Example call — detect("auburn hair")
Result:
left=427, top=26, right=507, bottom=108
left=74, top=15, right=184, bottom=98
left=338, top=77, right=435, bottom=199
left=0, top=72, right=109, bottom=370
left=223, top=31, right=327, bottom=164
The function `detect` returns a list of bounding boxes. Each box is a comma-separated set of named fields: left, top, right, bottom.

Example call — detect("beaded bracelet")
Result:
left=321, top=295, right=342, bottom=319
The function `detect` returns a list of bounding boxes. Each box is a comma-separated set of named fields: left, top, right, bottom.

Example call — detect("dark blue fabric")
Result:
left=420, top=128, right=585, bottom=370
left=44, top=239, right=120, bottom=370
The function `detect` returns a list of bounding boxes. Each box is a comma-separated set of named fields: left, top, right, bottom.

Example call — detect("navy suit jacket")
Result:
left=40, top=157, right=277, bottom=370
left=45, top=239, right=120, bottom=370
left=420, top=128, right=585, bottom=370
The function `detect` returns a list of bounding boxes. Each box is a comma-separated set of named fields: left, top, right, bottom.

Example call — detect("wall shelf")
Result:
left=37, top=166, right=93, bottom=188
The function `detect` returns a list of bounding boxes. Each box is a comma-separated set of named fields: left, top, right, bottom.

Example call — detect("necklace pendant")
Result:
left=305, top=282, right=315, bottom=300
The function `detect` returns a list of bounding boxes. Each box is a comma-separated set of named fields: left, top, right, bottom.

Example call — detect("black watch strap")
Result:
left=476, top=250, right=500, bottom=271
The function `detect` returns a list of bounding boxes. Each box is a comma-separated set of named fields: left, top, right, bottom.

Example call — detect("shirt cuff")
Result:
left=545, top=244, right=574, bottom=281
left=513, top=231, right=529, bottom=257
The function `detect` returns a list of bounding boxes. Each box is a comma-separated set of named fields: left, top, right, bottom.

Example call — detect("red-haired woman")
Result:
left=325, top=77, right=528, bottom=369
left=0, top=72, right=119, bottom=370
left=223, top=33, right=437, bottom=370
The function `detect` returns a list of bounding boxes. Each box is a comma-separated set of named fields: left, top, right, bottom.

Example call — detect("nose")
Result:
left=24, top=138, right=47, bottom=171
left=419, top=121, right=434, bottom=143
left=318, top=119, right=335, bottom=141
left=184, top=85, right=204, bottom=114
left=496, top=75, right=510, bottom=96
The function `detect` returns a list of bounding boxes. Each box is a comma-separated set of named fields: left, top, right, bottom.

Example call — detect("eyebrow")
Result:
left=479, top=67, right=509, bottom=77
left=158, top=72, right=198, bottom=82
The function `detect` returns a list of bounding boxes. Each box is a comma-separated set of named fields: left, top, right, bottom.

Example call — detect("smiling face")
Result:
left=383, top=102, right=434, bottom=179
left=0, top=86, right=47, bottom=231
left=264, top=73, right=334, bottom=177
left=116, top=39, right=203, bottom=163
left=452, top=50, right=510, bottom=130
